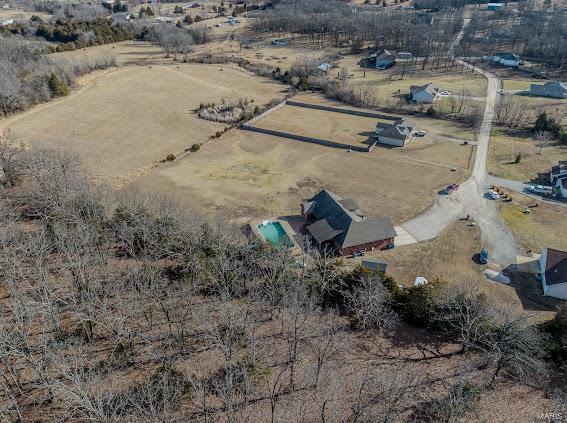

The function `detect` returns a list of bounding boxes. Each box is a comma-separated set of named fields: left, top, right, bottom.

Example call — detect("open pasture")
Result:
left=4, top=63, right=286, bottom=183
left=129, top=120, right=474, bottom=223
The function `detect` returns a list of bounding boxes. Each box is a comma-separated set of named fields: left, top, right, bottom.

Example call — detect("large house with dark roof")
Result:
left=301, top=189, right=396, bottom=256
left=539, top=247, right=567, bottom=300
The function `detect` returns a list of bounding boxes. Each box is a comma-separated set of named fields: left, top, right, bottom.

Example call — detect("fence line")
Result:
left=243, top=100, right=287, bottom=126
left=286, top=101, right=402, bottom=121
left=240, top=125, right=371, bottom=152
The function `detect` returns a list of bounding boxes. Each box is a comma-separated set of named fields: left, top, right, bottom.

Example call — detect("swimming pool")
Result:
left=257, top=221, right=294, bottom=249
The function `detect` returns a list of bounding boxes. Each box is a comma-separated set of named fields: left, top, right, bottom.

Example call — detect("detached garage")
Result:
left=540, top=247, right=567, bottom=300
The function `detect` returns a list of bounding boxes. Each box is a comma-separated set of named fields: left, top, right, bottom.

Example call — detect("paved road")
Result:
left=400, top=18, right=519, bottom=268
left=487, top=175, right=567, bottom=208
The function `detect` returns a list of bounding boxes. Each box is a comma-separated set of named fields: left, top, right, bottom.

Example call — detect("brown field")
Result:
left=252, top=104, right=380, bottom=148
left=127, top=121, right=474, bottom=224
left=339, top=54, right=488, bottom=98
left=488, top=128, right=566, bottom=182
left=0, top=8, right=52, bottom=22
left=357, top=219, right=558, bottom=319
left=50, top=40, right=168, bottom=66
left=3, top=63, right=286, bottom=183
left=499, top=193, right=567, bottom=253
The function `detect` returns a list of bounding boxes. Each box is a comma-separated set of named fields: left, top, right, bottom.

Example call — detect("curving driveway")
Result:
left=399, top=20, right=519, bottom=268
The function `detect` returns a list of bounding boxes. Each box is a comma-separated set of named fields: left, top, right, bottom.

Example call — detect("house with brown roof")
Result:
left=375, top=119, right=413, bottom=147
left=410, top=83, right=439, bottom=103
left=539, top=247, right=567, bottom=300
left=301, top=189, right=396, bottom=256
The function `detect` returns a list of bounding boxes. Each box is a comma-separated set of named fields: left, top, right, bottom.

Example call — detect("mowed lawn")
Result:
left=499, top=193, right=567, bottom=253
left=488, top=128, right=566, bottom=182
left=4, top=64, right=286, bottom=183
left=128, top=127, right=474, bottom=224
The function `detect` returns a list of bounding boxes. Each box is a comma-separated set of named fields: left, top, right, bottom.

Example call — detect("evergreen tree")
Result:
left=48, top=74, right=69, bottom=97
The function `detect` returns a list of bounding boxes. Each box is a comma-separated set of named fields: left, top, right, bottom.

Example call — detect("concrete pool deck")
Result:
left=250, top=218, right=303, bottom=255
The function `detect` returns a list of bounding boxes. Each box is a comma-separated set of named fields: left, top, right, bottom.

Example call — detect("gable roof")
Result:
left=378, top=119, right=413, bottom=140
left=544, top=248, right=567, bottom=286
left=410, top=83, right=439, bottom=97
left=551, top=164, right=567, bottom=175
left=304, top=189, right=396, bottom=250
left=495, top=52, right=520, bottom=61
left=336, top=216, right=397, bottom=248
left=375, top=48, right=395, bottom=60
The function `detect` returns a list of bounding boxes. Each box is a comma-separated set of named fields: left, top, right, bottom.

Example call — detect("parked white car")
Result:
left=488, top=190, right=500, bottom=200
left=414, top=130, right=427, bottom=137
left=529, top=185, right=553, bottom=195
left=439, top=90, right=451, bottom=96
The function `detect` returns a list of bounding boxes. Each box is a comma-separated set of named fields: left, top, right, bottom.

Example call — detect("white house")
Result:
left=550, top=162, right=567, bottom=185
left=376, top=120, right=413, bottom=147
left=410, top=83, right=439, bottom=103
left=0, top=17, right=13, bottom=26
left=493, top=53, right=521, bottom=67
left=558, top=177, right=567, bottom=199
left=539, top=247, right=567, bottom=300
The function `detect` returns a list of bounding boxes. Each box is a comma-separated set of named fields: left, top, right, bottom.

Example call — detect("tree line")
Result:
left=0, top=34, right=116, bottom=117
left=0, top=132, right=564, bottom=421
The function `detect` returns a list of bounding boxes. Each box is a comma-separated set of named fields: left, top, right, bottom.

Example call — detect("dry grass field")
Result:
left=0, top=8, right=52, bottom=22
left=288, top=93, right=478, bottom=141
left=3, top=63, right=286, bottom=183
left=339, top=55, right=488, bottom=98
left=359, top=219, right=559, bottom=318
left=252, top=104, right=379, bottom=148
left=50, top=40, right=168, bottom=66
left=128, top=123, right=474, bottom=224
left=488, top=128, right=566, bottom=182
left=499, top=193, right=567, bottom=253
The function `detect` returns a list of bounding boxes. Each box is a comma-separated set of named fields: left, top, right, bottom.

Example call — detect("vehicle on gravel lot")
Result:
left=352, top=250, right=365, bottom=258
left=529, top=185, right=552, bottom=195
left=488, top=190, right=500, bottom=200
left=439, top=90, right=451, bottom=96
left=444, top=183, right=459, bottom=194
left=415, top=130, right=427, bottom=137
left=479, top=248, right=489, bottom=264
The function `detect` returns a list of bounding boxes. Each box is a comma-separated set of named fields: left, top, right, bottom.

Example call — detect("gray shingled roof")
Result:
left=410, top=83, right=439, bottom=96
left=306, top=218, right=343, bottom=244
left=378, top=120, right=413, bottom=140
left=336, top=216, right=397, bottom=248
left=304, top=189, right=396, bottom=250
left=544, top=248, right=567, bottom=286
